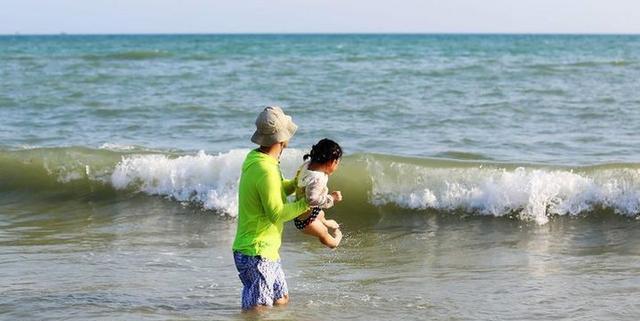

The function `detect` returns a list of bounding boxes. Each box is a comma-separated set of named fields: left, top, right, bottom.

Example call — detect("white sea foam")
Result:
left=99, top=143, right=136, bottom=151
left=110, top=149, right=306, bottom=216
left=108, top=149, right=640, bottom=223
left=367, top=159, right=640, bottom=224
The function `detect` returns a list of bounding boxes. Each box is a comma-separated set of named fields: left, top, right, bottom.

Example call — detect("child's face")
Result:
left=327, top=159, right=340, bottom=175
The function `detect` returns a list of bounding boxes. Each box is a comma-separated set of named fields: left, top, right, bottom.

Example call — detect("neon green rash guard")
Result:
left=232, top=149, right=309, bottom=261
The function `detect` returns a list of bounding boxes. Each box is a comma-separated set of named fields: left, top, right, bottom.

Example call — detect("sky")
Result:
left=0, top=0, right=639, bottom=35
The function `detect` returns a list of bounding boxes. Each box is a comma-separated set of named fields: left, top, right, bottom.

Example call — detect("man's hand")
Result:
left=331, top=191, right=343, bottom=202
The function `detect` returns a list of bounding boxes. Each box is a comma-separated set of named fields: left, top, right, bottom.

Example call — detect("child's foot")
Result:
left=332, top=228, right=343, bottom=248
left=325, top=219, right=339, bottom=229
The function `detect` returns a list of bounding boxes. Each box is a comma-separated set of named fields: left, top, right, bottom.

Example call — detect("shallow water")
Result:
left=2, top=195, right=640, bottom=320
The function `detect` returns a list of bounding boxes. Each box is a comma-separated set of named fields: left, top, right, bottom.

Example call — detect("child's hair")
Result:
left=303, top=138, right=343, bottom=164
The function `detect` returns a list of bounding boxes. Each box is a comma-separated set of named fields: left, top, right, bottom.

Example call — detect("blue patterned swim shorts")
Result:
left=233, top=251, right=288, bottom=310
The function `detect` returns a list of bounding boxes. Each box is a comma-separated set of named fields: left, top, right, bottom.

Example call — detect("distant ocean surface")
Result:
left=2, top=35, right=640, bottom=320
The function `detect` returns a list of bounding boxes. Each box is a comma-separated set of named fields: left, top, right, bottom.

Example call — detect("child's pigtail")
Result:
left=304, top=139, right=342, bottom=164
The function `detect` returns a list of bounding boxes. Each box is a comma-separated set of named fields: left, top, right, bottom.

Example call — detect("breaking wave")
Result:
left=2, top=147, right=640, bottom=224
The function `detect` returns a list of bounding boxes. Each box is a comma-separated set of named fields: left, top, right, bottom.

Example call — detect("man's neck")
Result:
left=259, top=144, right=283, bottom=160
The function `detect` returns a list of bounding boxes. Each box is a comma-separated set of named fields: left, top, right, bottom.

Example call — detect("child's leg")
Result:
left=323, top=219, right=339, bottom=229
left=303, top=219, right=342, bottom=249
left=325, top=228, right=342, bottom=248
left=316, top=210, right=339, bottom=229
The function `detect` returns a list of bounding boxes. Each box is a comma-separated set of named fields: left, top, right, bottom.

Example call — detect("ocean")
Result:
left=1, top=34, right=640, bottom=320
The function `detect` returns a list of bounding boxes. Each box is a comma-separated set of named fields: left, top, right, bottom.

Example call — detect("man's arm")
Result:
left=282, top=178, right=296, bottom=196
left=282, top=167, right=302, bottom=196
left=257, top=171, right=309, bottom=223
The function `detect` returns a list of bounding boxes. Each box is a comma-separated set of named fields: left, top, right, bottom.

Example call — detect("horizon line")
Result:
left=2, top=31, right=640, bottom=37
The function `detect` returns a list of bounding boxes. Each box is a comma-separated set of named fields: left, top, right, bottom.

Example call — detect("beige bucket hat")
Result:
left=250, top=106, right=298, bottom=146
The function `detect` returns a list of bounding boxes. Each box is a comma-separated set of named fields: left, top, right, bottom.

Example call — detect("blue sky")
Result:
left=1, top=0, right=639, bottom=34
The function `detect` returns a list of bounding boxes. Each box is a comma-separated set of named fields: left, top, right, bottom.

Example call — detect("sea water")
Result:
left=1, top=34, right=640, bottom=320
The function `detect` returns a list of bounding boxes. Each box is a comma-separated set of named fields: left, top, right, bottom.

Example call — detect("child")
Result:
left=294, top=138, right=343, bottom=248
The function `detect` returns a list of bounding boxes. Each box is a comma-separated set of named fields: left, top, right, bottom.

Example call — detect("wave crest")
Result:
left=110, top=149, right=306, bottom=216
left=2, top=147, right=640, bottom=224
left=366, top=156, right=640, bottom=224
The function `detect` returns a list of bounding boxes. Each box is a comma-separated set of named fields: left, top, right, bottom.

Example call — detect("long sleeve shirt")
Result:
left=232, top=150, right=309, bottom=261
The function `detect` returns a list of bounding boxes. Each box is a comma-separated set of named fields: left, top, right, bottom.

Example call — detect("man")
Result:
left=232, top=106, right=310, bottom=310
